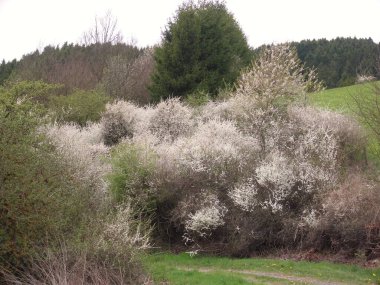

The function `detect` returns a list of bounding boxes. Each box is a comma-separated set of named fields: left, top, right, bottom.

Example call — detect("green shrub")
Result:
left=107, top=143, right=156, bottom=211
left=185, top=90, right=210, bottom=107
left=0, top=84, right=99, bottom=269
left=50, top=89, right=108, bottom=126
left=3, top=80, right=65, bottom=106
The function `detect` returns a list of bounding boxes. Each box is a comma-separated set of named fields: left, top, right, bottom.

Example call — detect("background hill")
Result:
left=1, top=37, right=379, bottom=93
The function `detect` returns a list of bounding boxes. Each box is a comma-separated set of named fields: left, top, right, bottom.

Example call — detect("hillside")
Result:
left=309, top=81, right=380, bottom=112
left=309, top=81, right=380, bottom=165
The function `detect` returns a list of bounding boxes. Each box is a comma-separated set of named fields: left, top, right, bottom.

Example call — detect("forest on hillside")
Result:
left=1, top=37, right=379, bottom=95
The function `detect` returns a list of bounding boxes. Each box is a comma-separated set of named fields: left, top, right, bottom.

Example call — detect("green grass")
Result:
left=308, top=81, right=380, bottom=113
left=309, top=81, right=380, bottom=166
left=143, top=252, right=380, bottom=285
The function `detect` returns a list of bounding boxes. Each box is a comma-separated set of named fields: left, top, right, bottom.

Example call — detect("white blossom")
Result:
left=229, top=179, right=259, bottom=212
left=256, top=151, right=296, bottom=194
left=43, top=123, right=110, bottom=193
left=100, top=203, right=151, bottom=251
left=149, top=98, right=193, bottom=141
left=185, top=193, right=227, bottom=237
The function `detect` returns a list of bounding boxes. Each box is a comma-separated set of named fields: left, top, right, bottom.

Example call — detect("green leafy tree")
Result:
left=149, top=0, right=251, bottom=101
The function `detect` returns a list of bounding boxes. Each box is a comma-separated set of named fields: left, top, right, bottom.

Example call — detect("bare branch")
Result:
left=81, top=10, right=123, bottom=46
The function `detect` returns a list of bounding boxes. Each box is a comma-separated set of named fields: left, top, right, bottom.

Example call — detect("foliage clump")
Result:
left=0, top=83, right=100, bottom=268
left=50, top=89, right=108, bottom=126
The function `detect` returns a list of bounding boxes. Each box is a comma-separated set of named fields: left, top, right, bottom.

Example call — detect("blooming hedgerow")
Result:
left=93, top=44, right=368, bottom=254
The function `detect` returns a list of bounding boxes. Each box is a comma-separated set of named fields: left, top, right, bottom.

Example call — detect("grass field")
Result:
left=308, top=81, right=379, bottom=113
left=309, top=81, right=380, bottom=166
left=143, top=252, right=380, bottom=285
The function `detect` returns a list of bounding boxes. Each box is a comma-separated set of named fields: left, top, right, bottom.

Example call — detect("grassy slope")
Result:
left=308, top=81, right=379, bottom=113
left=144, top=253, right=380, bottom=285
left=309, top=81, right=380, bottom=165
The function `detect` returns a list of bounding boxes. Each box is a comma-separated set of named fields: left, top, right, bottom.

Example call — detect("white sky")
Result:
left=0, top=0, right=379, bottom=61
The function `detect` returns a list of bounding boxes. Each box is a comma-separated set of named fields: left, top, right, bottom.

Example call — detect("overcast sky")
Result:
left=1, top=0, right=379, bottom=61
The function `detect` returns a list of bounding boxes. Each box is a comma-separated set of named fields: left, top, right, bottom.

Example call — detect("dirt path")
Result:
left=178, top=266, right=353, bottom=285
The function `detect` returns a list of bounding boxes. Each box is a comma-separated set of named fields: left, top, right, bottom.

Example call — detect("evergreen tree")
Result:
left=149, top=0, right=251, bottom=101
left=0, top=59, right=17, bottom=85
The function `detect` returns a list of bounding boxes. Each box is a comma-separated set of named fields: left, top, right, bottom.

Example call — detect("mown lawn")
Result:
left=143, top=252, right=380, bottom=285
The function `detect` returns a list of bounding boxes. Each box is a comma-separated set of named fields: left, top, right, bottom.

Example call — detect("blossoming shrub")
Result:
left=100, top=100, right=142, bottom=146
left=99, top=44, right=369, bottom=256
left=44, top=123, right=109, bottom=195
left=149, top=98, right=193, bottom=141
left=184, top=192, right=227, bottom=237
left=154, top=119, right=258, bottom=187
left=310, top=173, right=380, bottom=254
left=288, top=105, right=366, bottom=165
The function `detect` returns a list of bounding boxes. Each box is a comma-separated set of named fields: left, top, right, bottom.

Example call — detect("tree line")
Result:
left=293, top=37, right=379, bottom=88
left=1, top=37, right=378, bottom=95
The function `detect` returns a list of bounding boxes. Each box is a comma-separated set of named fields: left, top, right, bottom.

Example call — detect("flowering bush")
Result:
left=150, top=118, right=259, bottom=217
left=237, top=44, right=322, bottom=101
left=174, top=119, right=257, bottom=181
left=149, top=98, right=193, bottom=141
left=228, top=179, right=259, bottom=212
left=93, top=44, right=368, bottom=255
left=100, top=203, right=152, bottom=252
left=44, top=123, right=110, bottom=194
left=184, top=192, right=227, bottom=238
left=100, top=100, right=142, bottom=146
